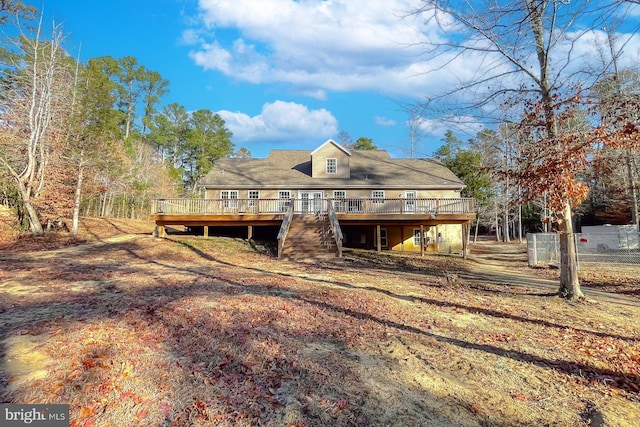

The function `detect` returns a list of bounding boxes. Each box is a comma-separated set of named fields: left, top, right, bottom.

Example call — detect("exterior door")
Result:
left=404, top=191, right=416, bottom=213
left=299, top=191, right=323, bottom=213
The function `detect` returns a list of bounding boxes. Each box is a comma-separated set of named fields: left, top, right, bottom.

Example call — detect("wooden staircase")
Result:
left=280, top=213, right=339, bottom=261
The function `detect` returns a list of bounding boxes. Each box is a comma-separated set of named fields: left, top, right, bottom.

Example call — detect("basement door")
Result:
left=298, top=191, right=323, bottom=213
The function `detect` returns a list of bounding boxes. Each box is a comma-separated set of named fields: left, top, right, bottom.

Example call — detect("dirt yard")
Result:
left=0, top=217, right=639, bottom=426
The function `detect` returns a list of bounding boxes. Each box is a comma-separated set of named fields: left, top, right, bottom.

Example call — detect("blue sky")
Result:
left=25, top=0, right=640, bottom=158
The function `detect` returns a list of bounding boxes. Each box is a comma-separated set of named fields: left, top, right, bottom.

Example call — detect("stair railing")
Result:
left=277, top=199, right=295, bottom=258
left=326, top=200, right=343, bottom=258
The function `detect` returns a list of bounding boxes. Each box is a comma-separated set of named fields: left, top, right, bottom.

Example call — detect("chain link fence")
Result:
left=527, top=226, right=640, bottom=267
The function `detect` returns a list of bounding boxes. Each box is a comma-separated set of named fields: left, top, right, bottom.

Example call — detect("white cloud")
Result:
left=375, top=116, right=396, bottom=127
left=179, top=29, right=203, bottom=45
left=410, top=116, right=484, bottom=140
left=189, top=41, right=233, bottom=74
left=217, top=100, right=338, bottom=144
left=185, top=0, right=456, bottom=97
left=186, top=0, right=640, bottom=107
left=561, top=29, right=640, bottom=76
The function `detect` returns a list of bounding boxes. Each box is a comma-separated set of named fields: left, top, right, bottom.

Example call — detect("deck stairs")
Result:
left=280, top=213, right=339, bottom=261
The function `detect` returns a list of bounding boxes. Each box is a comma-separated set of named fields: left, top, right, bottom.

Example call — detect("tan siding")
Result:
left=205, top=187, right=460, bottom=200
left=387, top=224, right=462, bottom=253
left=311, top=144, right=350, bottom=178
left=416, top=190, right=459, bottom=198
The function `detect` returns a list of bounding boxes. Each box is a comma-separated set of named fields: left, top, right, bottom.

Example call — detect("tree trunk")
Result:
left=503, top=141, right=510, bottom=243
left=503, top=210, right=510, bottom=242
left=108, top=193, right=114, bottom=217
left=626, top=150, right=639, bottom=230
left=474, top=219, right=479, bottom=244
left=14, top=179, right=43, bottom=235
left=24, top=199, right=43, bottom=235
left=6, top=170, right=43, bottom=234
left=518, top=203, right=523, bottom=242
left=100, top=193, right=107, bottom=217
left=71, top=157, right=84, bottom=236
left=557, top=201, right=583, bottom=299
left=526, top=1, right=583, bottom=299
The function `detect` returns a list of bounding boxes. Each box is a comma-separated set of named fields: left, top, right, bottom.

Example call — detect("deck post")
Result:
left=376, top=225, right=381, bottom=253
left=248, top=225, right=253, bottom=240
left=420, top=224, right=425, bottom=256
left=435, top=225, right=439, bottom=253
left=204, top=226, right=209, bottom=239
left=401, top=227, right=404, bottom=252
left=153, top=225, right=166, bottom=238
left=462, top=222, right=468, bottom=258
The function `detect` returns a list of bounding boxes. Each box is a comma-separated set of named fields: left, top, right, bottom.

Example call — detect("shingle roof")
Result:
left=198, top=149, right=465, bottom=189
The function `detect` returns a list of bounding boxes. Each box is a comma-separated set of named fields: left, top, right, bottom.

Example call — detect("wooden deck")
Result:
left=150, top=197, right=476, bottom=227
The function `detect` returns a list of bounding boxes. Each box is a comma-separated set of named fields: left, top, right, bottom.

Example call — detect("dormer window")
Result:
left=310, top=139, right=351, bottom=178
left=326, top=158, right=337, bottom=174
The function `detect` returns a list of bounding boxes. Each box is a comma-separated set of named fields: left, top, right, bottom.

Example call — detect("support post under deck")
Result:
left=153, top=225, right=166, bottom=238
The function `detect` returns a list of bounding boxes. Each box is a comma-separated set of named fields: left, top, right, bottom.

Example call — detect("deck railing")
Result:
left=151, top=197, right=475, bottom=216
left=277, top=201, right=295, bottom=258
left=326, top=200, right=343, bottom=257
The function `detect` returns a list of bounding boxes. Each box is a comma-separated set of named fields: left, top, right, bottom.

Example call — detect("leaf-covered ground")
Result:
left=0, top=218, right=639, bottom=426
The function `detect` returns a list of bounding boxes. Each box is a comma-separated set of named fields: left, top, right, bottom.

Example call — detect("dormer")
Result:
left=310, top=139, right=351, bottom=178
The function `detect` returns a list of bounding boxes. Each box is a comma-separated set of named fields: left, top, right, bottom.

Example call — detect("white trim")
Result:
left=326, top=158, right=337, bottom=174
left=202, top=184, right=464, bottom=190
left=248, top=190, right=260, bottom=207
left=404, top=190, right=416, bottom=212
left=413, top=228, right=421, bottom=247
left=333, top=190, right=347, bottom=212
left=299, top=191, right=323, bottom=213
left=278, top=190, right=291, bottom=212
left=221, top=190, right=239, bottom=208
left=310, top=138, right=352, bottom=156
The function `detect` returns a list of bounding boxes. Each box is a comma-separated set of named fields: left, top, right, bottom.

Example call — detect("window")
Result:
left=372, top=190, right=385, bottom=204
left=278, top=190, right=291, bottom=212
left=221, top=190, right=238, bottom=208
left=326, top=158, right=337, bottom=174
left=413, top=229, right=421, bottom=247
left=248, top=190, right=259, bottom=207
left=333, top=190, right=346, bottom=212
left=413, top=229, right=431, bottom=247
left=374, top=228, right=388, bottom=248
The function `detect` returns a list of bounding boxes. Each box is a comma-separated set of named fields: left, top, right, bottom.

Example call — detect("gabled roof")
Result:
left=199, top=147, right=465, bottom=190
left=310, top=138, right=351, bottom=157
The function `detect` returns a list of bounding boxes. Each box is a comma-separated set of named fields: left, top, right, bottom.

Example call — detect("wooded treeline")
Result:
left=0, top=2, right=244, bottom=235
left=434, top=112, right=640, bottom=243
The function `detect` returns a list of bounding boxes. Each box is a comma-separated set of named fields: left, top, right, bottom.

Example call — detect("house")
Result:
left=150, top=139, right=476, bottom=259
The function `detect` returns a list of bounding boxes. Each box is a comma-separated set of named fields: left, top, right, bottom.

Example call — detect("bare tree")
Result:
left=410, top=0, right=640, bottom=299
left=337, top=130, right=353, bottom=148
left=406, top=105, right=426, bottom=158
left=593, top=28, right=640, bottom=230
left=0, top=15, right=67, bottom=234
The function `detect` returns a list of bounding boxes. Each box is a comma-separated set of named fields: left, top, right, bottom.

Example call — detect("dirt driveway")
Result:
left=465, top=240, right=639, bottom=307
